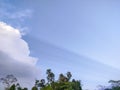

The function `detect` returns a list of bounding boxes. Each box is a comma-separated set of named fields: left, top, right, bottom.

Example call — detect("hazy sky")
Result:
left=1, top=0, right=120, bottom=90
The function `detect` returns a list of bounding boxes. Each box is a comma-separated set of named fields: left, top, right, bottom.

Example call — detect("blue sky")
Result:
left=1, top=0, right=120, bottom=90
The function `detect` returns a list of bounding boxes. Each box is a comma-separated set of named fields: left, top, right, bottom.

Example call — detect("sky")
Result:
left=0, top=0, right=120, bottom=90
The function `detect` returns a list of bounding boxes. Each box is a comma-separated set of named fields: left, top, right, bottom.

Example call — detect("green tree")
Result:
left=38, top=69, right=82, bottom=90
left=100, top=80, right=120, bottom=90
left=16, top=83, right=22, bottom=90
left=9, top=84, right=16, bottom=90
left=109, top=80, right=120, bottom=90
left=32, top=86, right=38, bottom=90
left=39, top=79, right=45, bottom=88
left=109, top=80, right=120, bottom=87
left=0, top=75, right=17, bottom=90
left=66, top=72, right=72, bottom=81
left=22, top=88, right=28, bottom=90
left=59, top=73, right=68, bottom=82
left=46, top=69, right=55, bottom=83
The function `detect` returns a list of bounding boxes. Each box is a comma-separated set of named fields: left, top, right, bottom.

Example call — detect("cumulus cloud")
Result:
left=0, top=22, right=39, bottom=87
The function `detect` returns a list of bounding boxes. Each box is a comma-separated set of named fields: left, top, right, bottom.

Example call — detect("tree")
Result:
left=9, top=84, right=16, bottom=90
left=39, top=79, right=45, bottom=88
left=38, top=69, right=82, bottom=90
left=100, top=80, right=120, bottom=90
left=59, top=73, right=67, bottom=82
left=66, top=72, right=72, bottom=81
left=22, top=88, right=28, bottom=90
left=32, top=86, right=38, bottom=90
left=109, top=80, right=120, bottom=87
left=108, top=80, right=120, bottom=90
left=0, top=75, right=17, bottom=90
left=46, top=69, right=55, bottom=83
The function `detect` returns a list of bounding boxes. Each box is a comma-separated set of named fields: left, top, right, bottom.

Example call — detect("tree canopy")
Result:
left=33, top=69, right=82, bottom=90
left=1, top=69, right=120, bottom=90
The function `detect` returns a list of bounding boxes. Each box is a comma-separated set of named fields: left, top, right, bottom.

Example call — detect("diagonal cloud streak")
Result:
left=24, top=35, right=120, bottom=90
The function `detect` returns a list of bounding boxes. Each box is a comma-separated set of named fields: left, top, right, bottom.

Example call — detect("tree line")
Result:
left=0, top=69, right=120, bottom=90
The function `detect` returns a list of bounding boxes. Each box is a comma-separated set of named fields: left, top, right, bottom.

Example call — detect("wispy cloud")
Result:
left=24, top=35, right=120, bottom=90
left=0, top=9, right=32, bottom=21
left=0, top=2, right=33, bottom=21
left=0, top=1, right=33, bottom=35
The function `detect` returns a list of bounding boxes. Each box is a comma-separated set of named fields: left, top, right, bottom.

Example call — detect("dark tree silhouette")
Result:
left=46, top=69, right=55, bottom=83
left=39, top=79, right=45, bottom=88
left=66, top=72, right=72, bottom=81
left=0, top=75, right=17, bottom=89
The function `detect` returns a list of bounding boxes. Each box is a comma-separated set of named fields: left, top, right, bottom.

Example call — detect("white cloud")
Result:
left=0, top=22, right=37, bottom=65
left=0, top=22, right=39, bottom=88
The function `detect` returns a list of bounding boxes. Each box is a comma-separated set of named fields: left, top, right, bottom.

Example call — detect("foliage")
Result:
left=9, top=84, right=16, bottom=90
left=1, top=71, right=120, bottom=90
left=109, top=80, right=120, bottom=90
left=66, top=72, right=72, bottom=81
left=0, top=75, right=28, bottom=90
left=0, top=69, right=82, bottom=90
left=22, top=88, right=28, bottom=90
left=32, top=86, right=38, bottom=90
left=0, top=75, right=17, bottom=89
left=46, top=69, right=55, bottom=83
left=8, top=83, right=28, bottom=90
left=99, top=80, right=120, bottom=90
left=35, top=69, right=82, bottom=90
